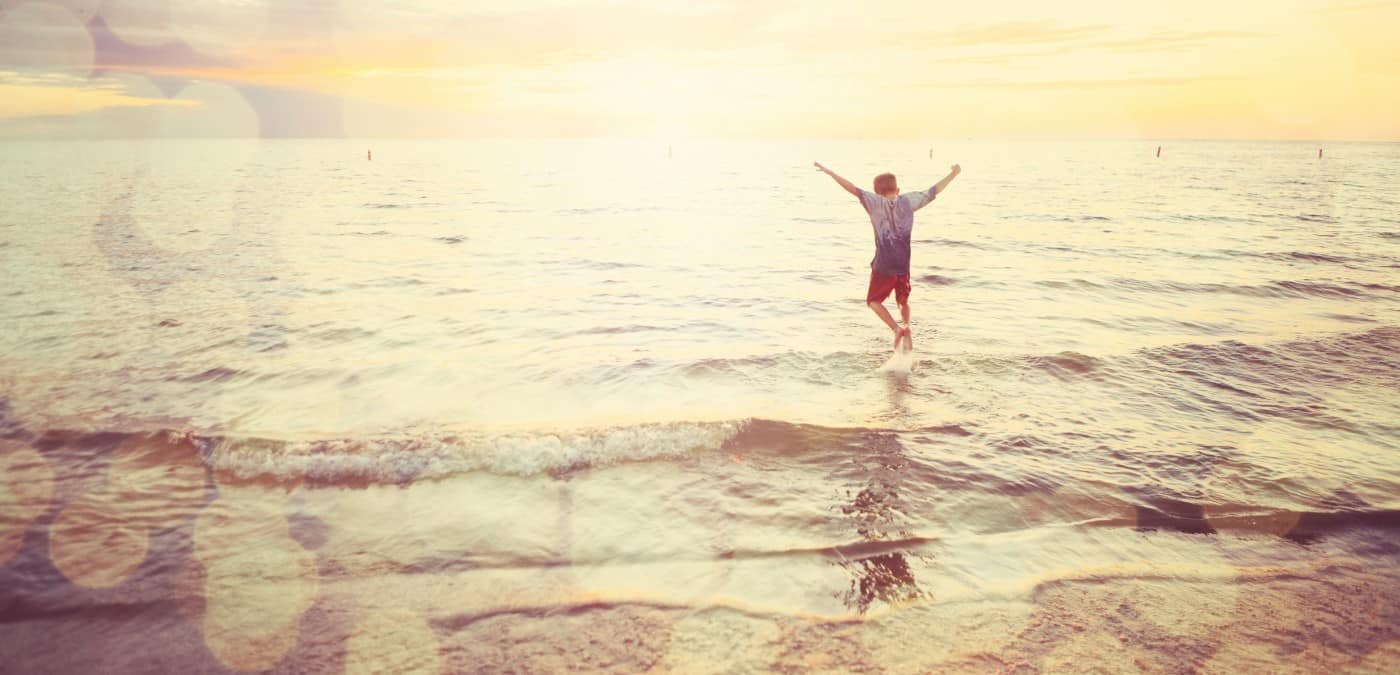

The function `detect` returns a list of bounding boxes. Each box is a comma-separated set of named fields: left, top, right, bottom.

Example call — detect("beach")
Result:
left=1, top=138, right=1398, bottom=673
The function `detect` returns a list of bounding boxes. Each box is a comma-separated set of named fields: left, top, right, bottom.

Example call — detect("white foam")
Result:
left=879, top=347, right=916, bottom=374
left=206, top=420, right=744, bottom=483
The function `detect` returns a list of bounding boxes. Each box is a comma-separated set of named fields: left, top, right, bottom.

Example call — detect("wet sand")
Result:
left=2, top=429, right=1396, bottom=674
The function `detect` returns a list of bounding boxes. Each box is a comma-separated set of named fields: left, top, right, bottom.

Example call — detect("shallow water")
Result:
left=1, top=139, right=1398, bottom=672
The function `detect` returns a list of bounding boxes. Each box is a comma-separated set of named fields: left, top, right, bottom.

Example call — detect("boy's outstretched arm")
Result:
left=814, top=162, right=862, bottom=199
left=930, top=164, right=961, bottom=197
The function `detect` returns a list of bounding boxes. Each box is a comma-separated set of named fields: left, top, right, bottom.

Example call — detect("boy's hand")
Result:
left=813, top=161, right=829, bottom=173
left=950, top=164, right=961, bottom=175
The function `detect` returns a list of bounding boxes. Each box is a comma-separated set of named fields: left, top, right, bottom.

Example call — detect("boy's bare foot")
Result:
left=892, top=327, right=907, bottom=352
left=902, top=327, right=913, bottom=352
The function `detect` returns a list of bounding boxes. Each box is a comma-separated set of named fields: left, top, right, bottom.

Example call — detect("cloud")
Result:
left=930, top=20, right=1116, bottom=47
left=0, top=71, right=97, bottom=88
left=0, top=77, right=262, bottom=138
left=0, top=79, right=191, bottom=123
left=1315, top=1, right=1400, bottom=12
left=937, top=29, right=1260, bottom=65
left=920, top=75, right=1242, bottom=90
left=0, top=70, right=177, bottom=107
left=1087, top=30, right=1261, bottom=52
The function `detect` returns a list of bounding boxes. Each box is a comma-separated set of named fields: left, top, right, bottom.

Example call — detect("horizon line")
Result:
left=0, top=134, right=1393, bottom=144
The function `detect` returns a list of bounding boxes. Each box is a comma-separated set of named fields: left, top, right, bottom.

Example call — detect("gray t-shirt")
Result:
left=859, top=188, right=935, bottom=276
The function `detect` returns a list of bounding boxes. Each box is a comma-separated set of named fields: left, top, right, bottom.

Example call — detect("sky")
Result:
left=0, top=0, right=1397, bottom=140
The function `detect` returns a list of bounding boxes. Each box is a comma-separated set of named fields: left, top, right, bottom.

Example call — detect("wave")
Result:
left=198, top=406, right=1400, bottom=505
left=349, top=276, right=426, bottom=289
left=1317, top=312, right=1378, bottom=324
left=1027, top=352, right=1103, bottom=379
left=1126, top=499, right=1400, bottom=541
left=178, top=366, right=243, bottom=384
left=1177, top=214, right=1255, bottom=223
left=1107, top=278, right=1387, bottom=300
left=1190, top=249, right=1363, bottom=267
left=1141, top=326, right=1400, bottom=378
left=203, top=420, right=743, bottom=483
left=1033, top=276, right=1396, bottom=300
left=911, top=237, right=991, bottom=250
left=568, top=324, right=670, bottom=337
left=308, top=326, right=378, bottom=343
left=582, top=350, right=871, bottom=384
left=1285, top=251, right=1352, bottom=265
left=1035, top=279, right=1104, bottom=291
left=562, top=327, right=1399, bottom=394
left=10, top=418, right=1394, bottom=547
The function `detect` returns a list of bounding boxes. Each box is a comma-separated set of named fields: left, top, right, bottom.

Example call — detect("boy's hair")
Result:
left=873, top=173, right=897, bottom=195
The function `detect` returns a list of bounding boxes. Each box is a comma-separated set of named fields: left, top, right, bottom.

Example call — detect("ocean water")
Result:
left=1, top=138, right=1398, bottom=672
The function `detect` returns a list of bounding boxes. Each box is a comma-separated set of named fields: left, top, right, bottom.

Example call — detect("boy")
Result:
left=814, top=161, right=961, bottom=353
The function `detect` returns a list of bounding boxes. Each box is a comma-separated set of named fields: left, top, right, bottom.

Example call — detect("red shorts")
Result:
left=866, top=272, right=911, bottom=305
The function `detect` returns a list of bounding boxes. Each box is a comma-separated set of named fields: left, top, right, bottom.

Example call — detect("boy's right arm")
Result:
left=814, top=162, right=863, bottom=199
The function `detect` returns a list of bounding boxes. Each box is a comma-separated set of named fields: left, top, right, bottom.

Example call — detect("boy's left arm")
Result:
left=928, top=164, right=961, bottom=199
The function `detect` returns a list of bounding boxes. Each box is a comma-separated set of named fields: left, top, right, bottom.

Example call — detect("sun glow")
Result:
left=0, top=0, right=1396, bottom=140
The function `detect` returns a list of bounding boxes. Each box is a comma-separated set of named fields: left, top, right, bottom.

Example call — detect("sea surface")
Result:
left=1, top=139, right=1398, bottom=673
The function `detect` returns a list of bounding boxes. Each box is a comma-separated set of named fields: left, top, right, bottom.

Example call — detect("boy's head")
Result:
left=873, top=173, right=898, bottom=197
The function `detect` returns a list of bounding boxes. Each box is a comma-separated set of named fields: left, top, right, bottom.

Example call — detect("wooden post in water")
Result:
left=1156, top=145, right=1161, bottom=158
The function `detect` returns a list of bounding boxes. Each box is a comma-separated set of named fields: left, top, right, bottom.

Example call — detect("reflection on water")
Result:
left=839, top=551, right=923, bottom=615
left=834, top=431, right=931, bottom=614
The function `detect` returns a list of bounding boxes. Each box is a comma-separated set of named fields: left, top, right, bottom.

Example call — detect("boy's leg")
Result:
left=896, top=275, right=912, bottom=351
left=899, top=301, right=912, bottom=351
left=868, top=300, right=903, bottom=349
left=866, top=272, right=905, bottom=349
